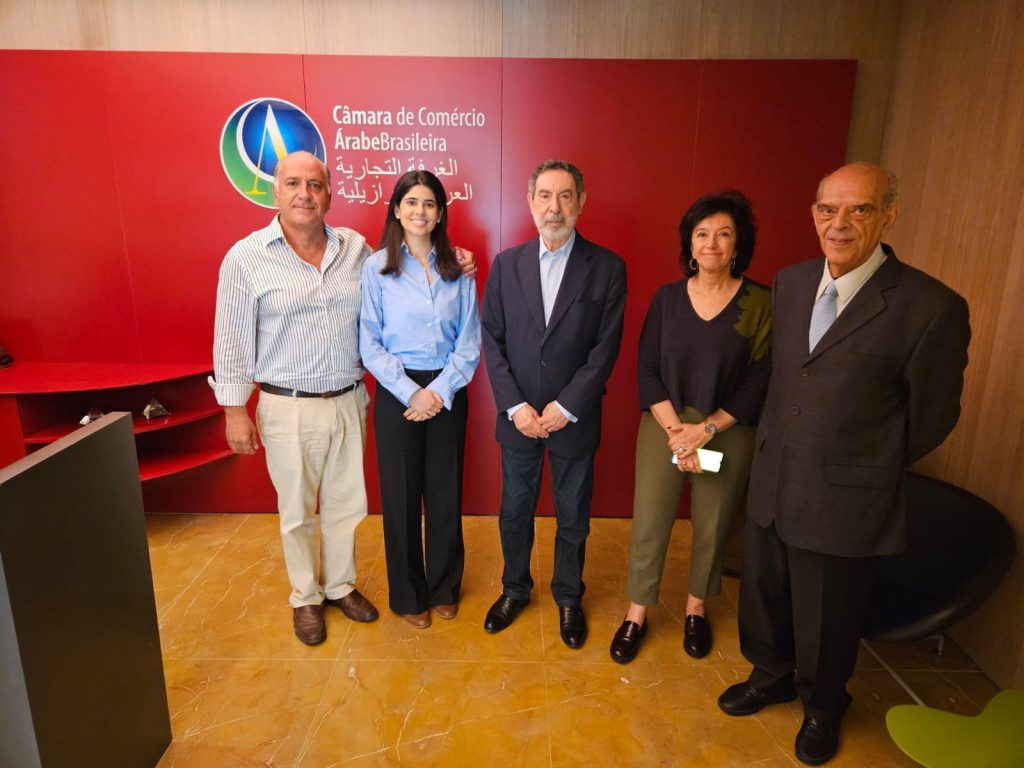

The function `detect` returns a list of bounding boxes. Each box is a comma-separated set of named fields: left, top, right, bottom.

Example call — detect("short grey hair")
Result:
left=528, top=159, right=584, bottom=197
left=880, top=169, right=899, bottom=209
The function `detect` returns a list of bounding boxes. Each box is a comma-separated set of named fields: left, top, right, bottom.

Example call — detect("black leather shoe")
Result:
left=795, top=716, right=840, bottom=765
left=683, top=614, right=712, bottom=658
left=483, top=594, right=529, bottom=634
left=559, top=604, right=588, bottom=649
left=609, top=619, right=647, bottom=664
left=718, top=680, right=798, bottom=716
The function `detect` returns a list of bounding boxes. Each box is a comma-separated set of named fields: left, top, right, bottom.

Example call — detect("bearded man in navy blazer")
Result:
left=481, top=159, right=627, bottom=648
left=718, top=163, right=970, bottom=765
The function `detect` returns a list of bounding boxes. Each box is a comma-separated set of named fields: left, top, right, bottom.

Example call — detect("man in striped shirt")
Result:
left=211, top=151, right=378, bottom=645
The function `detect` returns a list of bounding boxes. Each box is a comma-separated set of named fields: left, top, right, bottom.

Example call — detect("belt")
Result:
left=259, top=382, right=358, bottom=399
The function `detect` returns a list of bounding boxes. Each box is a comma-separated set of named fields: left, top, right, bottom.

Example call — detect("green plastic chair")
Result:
left=886, top=689, right=1024, bottom=767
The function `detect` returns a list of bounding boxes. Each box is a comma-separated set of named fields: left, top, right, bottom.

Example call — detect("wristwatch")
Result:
left=703, top=419, right=718, bottom=437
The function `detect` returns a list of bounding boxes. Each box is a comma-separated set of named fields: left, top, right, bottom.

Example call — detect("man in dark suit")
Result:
left=481, top=159, right=627, bottom=648
left=718, top=163, right=970, bottom=765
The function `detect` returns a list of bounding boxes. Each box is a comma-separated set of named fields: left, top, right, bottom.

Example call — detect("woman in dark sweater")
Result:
left=610, top=191, right=771, bottom=663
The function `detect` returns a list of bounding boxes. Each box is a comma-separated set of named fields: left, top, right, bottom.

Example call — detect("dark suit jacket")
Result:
left=481, top=232, right=627, bottom=457
left=747, top=245, right=970, bottom=557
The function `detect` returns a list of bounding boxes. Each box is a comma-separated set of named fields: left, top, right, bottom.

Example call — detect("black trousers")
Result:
left=373, top=370, right=468, bottom=614
left=738, top=518, right=874, bottom=723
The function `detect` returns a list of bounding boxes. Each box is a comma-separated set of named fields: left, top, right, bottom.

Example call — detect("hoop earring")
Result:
left=688, top=257, right=698, bottom=272
left=730, top=257, right=736, bottom=274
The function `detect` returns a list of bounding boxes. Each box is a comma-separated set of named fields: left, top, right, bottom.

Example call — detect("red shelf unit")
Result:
left=0, top=362, right=229, bottom=483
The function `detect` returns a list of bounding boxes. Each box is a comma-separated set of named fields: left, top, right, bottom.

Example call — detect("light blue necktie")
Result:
left=808, top=280, right=838, bottom=352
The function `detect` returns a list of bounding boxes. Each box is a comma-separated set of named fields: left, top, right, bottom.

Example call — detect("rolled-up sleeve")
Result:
left=211, top=251, right=258, bottom=406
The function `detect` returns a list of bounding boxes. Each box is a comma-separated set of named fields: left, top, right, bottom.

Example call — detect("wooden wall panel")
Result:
left=0, top=0, right=108, bottom=49
left=501, top=0, right=701, bottom=59
left=881, top=0, right=1024, bottom=689
left=304, top=0, right=503, bottom=56
left=102, top=0, right=305, bottom=53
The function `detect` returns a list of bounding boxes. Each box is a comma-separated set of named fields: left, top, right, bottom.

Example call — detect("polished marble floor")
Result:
left=147, top=513, right=998, bottom=767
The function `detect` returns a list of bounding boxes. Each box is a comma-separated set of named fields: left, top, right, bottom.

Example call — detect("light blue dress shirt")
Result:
left=506, top=231, right=577, bottom=424
left=359, top=244, right=481, bottom=409
left=540, top=230, right=575, bottom=324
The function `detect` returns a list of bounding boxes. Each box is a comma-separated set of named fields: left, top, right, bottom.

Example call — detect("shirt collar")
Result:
left=538, top=229, right=576, bottom=260
left=260, top=215, right=338, bottom=248
left=816, top=242, right=887, bottom=309
left=401, top=241, right=437, bottom=263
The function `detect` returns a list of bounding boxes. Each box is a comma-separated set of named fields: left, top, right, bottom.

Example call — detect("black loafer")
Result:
left=795, top=716, right=840, bottom=765
left=483, top=594, right=529, bottom=634
left=609, top=619, right=647, bottom=664
left=683, top=614, right=712, bottom=658
left=559, top=604, right=588, bottom=648
left=718, top=680, right=798, bottom=716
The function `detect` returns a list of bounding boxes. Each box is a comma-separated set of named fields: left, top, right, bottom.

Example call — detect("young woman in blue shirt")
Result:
left=359, top=170, right=481, bottom=628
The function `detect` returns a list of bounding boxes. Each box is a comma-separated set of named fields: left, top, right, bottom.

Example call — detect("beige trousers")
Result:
left=257, top=386, right=369, bottom=607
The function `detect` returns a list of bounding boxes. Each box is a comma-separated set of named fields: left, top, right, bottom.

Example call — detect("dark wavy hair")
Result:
left=678, top=191, right=757, bottom=277
left=379, top=170, right=459, bottom=281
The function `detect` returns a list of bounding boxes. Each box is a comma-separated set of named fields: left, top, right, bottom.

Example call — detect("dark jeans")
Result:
left=374, top=370, right=467, bottom=614
left=498, top=442, right=594, bottom=606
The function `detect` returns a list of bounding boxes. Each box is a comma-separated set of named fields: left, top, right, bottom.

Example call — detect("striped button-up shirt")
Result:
left=211, top=216, right=371, bottom=406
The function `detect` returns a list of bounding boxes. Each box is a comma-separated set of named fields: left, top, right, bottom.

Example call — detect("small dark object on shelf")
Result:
left=0, top=346, right=12, bottom=368
left=79, top=407, right=104, bottom=425
left=143, top=399, right=170, bottom=420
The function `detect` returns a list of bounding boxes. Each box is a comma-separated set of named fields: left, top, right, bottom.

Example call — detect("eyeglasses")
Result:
left=813, top=203, right=881, bottom=221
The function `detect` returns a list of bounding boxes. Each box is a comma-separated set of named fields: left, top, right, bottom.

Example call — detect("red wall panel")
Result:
left=0, top=51, right=139, bottom=362
left=102, top=52, right=309, bottom=365
left=0, top=52, right=854, bottom=516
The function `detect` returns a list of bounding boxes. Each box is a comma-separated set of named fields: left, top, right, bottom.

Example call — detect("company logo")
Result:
left=220, top=98, right=327, bottom=208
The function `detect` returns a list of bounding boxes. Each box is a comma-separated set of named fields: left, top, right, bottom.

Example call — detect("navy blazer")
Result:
left=481, top=232, right=627, bottom=457
left=747, top=245, right=970, bottom=557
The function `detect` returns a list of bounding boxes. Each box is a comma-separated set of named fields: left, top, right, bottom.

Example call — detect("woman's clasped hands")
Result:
left=404, top=388, right=443, bottom=421
left=667, top=422, right=708, bottom=473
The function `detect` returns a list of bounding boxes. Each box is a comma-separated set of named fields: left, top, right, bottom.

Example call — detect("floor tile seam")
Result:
left=868, top=665, right=981, bottom=674
left=154, top=513, right=253, bottom=618
left=931, top=668, right=998, bottom=708
left=542, top=663, right=554, bottom=768
left=859, top=642, right=927, bottom=706
left=161, top=655, right=341, bottom=663
left=539, top=658, right=713, bottom=669
left=321, top=657, right=549, bottom=665
left=293, top=650, right=349, bottom=766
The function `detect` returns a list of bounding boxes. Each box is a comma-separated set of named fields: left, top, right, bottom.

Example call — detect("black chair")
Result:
left=862, top=471, right=1015, bottom=644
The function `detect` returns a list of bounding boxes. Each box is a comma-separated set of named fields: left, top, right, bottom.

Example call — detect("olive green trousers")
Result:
left=626, top=408, right=755, bottom=603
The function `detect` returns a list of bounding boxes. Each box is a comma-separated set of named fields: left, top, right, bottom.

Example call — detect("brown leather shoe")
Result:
left=433, top=603, right=458, bottom=620
left=293, top=604, right=326, bottom=645
left=401, top=610, right=431, bottom=628
left=324, top=589, right=379, bottom=623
